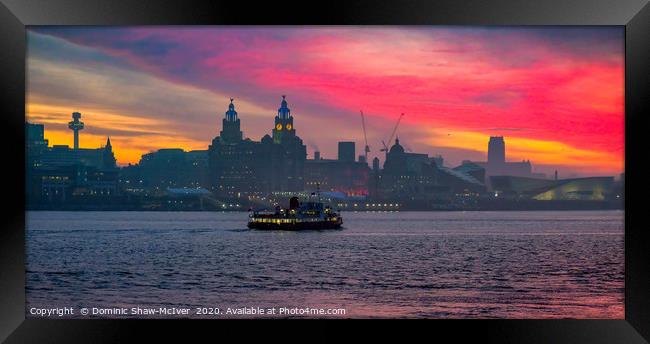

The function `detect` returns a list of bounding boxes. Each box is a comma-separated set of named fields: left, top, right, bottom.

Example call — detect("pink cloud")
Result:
left=28, top=27, right=624, bottom=175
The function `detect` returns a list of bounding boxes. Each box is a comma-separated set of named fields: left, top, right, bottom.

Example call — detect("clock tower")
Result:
left=272, top=95, right=296, bottom=144
left=220, top=98, right=243, bottom=144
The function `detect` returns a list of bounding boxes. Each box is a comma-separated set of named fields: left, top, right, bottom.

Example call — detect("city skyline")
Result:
left=26, top=27, right=624, bottom=177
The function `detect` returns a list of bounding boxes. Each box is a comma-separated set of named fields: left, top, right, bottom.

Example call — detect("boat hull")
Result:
left=247, top=220, right=342, bottom=231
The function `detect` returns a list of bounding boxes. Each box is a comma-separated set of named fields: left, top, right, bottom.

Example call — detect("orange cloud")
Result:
left=26, top=103, right=210, bottom=165
left=420, top=129, right=623, bottom=175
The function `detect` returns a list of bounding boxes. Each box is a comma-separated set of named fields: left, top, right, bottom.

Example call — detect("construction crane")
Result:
left=380, top=113, right=405, bottom=157
left=359, top=110, right=370, bottom=163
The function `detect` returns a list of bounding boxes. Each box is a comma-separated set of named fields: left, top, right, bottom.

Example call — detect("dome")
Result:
left=261, top=134, right=273, bottom=144
left=389, top=137, right=404, bottom=154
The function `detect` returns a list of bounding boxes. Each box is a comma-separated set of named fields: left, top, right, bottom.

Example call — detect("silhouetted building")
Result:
left=257, top=96, right=307, bottom=192
left=136, top=148, right=209, bottom=191
left=373, top=138, right=485, bottom=200
left=454, top=161, right=486, bottom=184
left=186, top=150, right=210, bottom=188
left=474, top=136, right=533, bottom=178
left=305, top=153, right=370, bottom=196
left=26, top=122, right=49, bottom=170
left=208, top=96, right=306, bottom=196
left=338, top=142, right=355, bottom=162
left=372, top=157, right=380, bottom=172
left=26, top=119, right=119, bottom=206
left=490, top=175, right=616, bottom=200
left=208, top=99, right=259, bottom=196
left=487, top=136, right=505, bottom=165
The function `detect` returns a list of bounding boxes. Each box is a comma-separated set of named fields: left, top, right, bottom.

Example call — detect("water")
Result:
left=26, top=211, right=624, bottom=318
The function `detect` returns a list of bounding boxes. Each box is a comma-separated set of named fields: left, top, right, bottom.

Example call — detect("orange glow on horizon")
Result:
left=421, top=129, right=623, bottom=175
left=27, top=102, right=210, bottom=165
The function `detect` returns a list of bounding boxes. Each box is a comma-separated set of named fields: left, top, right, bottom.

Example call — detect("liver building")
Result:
left=208, top=96, right=306, bottom=197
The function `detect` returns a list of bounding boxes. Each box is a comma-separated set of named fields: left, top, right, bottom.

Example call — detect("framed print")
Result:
left=1, top=0, right=649, bottom=342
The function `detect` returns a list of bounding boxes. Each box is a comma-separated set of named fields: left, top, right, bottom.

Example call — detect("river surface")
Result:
left=25, top=210, right=624, bottom=318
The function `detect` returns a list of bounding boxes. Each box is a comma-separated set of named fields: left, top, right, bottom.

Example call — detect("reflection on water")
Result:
left=26, top=210, right=624, bottom=318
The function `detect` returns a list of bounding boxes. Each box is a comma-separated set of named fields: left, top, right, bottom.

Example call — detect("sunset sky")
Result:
left=26, top=26, right=624, bottom=177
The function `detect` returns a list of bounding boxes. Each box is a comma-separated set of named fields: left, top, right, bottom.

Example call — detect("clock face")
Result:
left=286, top=123, right=292, bottom=130
left=276, top=123, right=283, bottom=130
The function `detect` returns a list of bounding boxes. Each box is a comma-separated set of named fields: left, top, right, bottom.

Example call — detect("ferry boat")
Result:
left=248, top=196, right=343, bottom=230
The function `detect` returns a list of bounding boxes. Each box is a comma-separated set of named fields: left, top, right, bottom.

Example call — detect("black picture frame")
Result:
left=1, top=0, right=648, bottom=342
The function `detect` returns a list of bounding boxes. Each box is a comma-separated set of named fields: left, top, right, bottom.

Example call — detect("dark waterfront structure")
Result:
left=490, top=175, right=617, bottom=201
left=473, top=136, right=538, bottom=178
left=304, top=151, right=370, bottom=195
left=26, top=97, right=620, bottom=211
left=26, top=114, right=119, bottom=207
left=135, top=148, right=209, bottom=191
left=208, top=98, right=259, bottom=196
left=208, top=96, right=306, bottom=198
left=487, top=136, right=505, bottom=165
left=337, top=141, right=355, bottom=162
left=264, top=95, right=307, bottom=192
left=371, top=137, right=486, bottom=202
left=26, top=122, right=48, bottom=171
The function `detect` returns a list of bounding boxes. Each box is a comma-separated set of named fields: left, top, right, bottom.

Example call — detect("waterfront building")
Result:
left=263, top=95, right=307, bottom=192
left=304, top=153, right=370, bottom=196
left=26, top=122, right=49, bottom=170
left=473, top=136, right=533, bottom=178
left=337, top=142, right=355, bottom=162
left=490, top=175, right=616, bottom=201
left=136, top=148, right=209, bottom=191
left=208, top=98, right=259, bottom=196
left=208, top=96, right=307, bottom=196
left=33, top=114, right=117, bottom=170
left=26, top=116, right=119, bottom=206
left=372, top=138, right=485, bottom=200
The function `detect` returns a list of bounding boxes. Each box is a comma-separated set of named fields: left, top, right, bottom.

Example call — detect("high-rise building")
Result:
left=208, top=99, right=259, bottom=196
left=487, top=136, right=505, bottom=166
left=261, top=96, right=307, bottom=192
left=26, top=122, right=49, bottom=169
left=338, top=142, right=355, bottom=162
left=26, top=122, right=47, bottom=145
left=208, top=96, right=307, bottom=195
left=26, top=118, right=119, bottom=205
